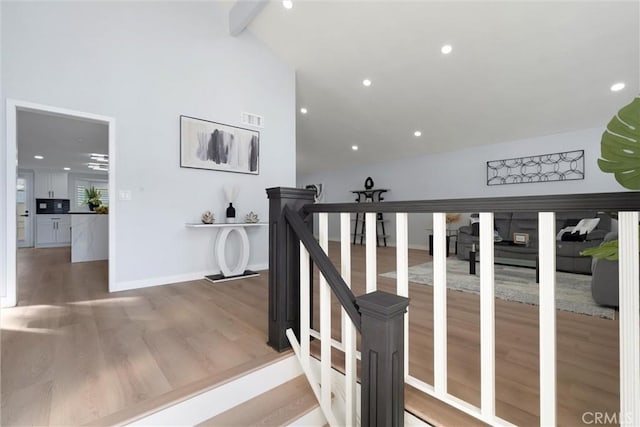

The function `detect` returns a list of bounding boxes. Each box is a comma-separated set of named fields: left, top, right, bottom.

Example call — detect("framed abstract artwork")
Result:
left=180, top=115, right=259, bottom=175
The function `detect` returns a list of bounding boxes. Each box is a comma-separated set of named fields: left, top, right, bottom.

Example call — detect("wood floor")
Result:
left=1, top=243, right=619, bottom=426
left=1, top=247, right=282, bottom=426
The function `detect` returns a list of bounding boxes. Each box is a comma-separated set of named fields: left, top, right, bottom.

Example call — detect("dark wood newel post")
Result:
left=356, top=291, right=410, bottom=427
left=266, top=187, right=315, bottom=352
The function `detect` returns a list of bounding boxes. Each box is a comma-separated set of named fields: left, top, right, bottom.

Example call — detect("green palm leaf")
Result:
left=580, top=240, right=620, bottom=261
left=598, top=96, right=640, bottom=189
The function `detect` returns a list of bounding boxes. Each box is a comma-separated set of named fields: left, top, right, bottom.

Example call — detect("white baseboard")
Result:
left=128, top=355, right=302, bottom=426
left=111, top=262, right=268, bottom=292
left=1, top=295, right=17, bottom=308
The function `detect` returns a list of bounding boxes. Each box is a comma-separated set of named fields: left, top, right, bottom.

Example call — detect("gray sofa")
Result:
left=591, top=231, right=621, bottom=307
left=457, top=212, right=611, bottom=275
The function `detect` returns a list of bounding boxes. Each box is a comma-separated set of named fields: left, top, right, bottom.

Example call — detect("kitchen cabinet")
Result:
left=35, top=172, right=68, bottom=199
left=36, top=214, right=71, bottom=247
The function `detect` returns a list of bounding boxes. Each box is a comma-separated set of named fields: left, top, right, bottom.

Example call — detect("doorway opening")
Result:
left=3, top=100, right=116, bottom=307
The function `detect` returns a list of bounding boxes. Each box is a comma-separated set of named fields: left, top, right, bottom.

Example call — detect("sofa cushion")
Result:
left=555, top=211, right=599, bottom=232
left=556, top=240, right=596, bottom=257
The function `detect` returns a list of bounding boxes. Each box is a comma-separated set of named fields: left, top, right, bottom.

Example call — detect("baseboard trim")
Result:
left=111, top=262, right=268, bottom=292
left=1, top=295, right=17, bottom=308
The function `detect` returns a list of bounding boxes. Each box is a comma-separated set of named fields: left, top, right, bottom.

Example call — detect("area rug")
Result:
left=380, top=259, right=616, bottom=319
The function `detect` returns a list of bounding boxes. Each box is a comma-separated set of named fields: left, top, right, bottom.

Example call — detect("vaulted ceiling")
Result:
left=248, top=1, right=639, bottom=175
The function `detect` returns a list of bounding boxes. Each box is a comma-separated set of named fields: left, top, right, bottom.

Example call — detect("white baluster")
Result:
left=433, top=212, right=447, bottom=396
left=479, top=213, right=495, bottom=420
left=538, top=212, right=556, bottom=426
left=300, top=244, right=310, bottom=371
left=318, top=213, right=332, bottom=411
left=366, top=212, right=377, bottom=292
left=340, top=212, right=356, bottom=426
left=396, top=212, right=409, bottom=378
left=619, top=211, right=640, bottom=426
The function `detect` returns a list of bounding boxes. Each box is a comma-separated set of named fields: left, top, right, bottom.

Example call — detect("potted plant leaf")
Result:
left=580, top=96, right=640, bottom=260
left=85, top=186, right=102, bottom=211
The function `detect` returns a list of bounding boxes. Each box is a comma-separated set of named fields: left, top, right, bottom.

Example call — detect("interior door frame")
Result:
left=16, top=170, right=34, bottom=248
left=3, top=99, right=116, bottom=307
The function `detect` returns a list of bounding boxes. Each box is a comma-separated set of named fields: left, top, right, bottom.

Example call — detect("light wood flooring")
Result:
left=1, top=243, right=619, bottom=426
left=1, top=247, right=282, bottom=426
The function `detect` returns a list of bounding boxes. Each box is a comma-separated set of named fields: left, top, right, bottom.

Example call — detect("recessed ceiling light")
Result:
left=34, top=155, right=44, bottom=159
left=300, top=107, right=308, bottom=114
left=282, top=0, right=293, bottom=9
left=362, top=79, right=372, bottom=87
left=441, top=44, right=453, bottom=55
left=63, top=167, right=71, bottom=171
left=610, top=82, right=625, bottom=92
left=352, top=145, right=359, bottom=151
left=414, top=131, right=422, bottom=137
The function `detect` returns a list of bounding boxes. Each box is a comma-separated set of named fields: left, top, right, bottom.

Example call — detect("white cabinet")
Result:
left=36, top=215, right=71, bottom=247
left=35, top=172, right=68, bottom=199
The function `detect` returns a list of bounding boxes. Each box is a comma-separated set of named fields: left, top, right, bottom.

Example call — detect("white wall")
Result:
left=2, top=1, right=296, bottom=293
left=299, top=127, right=623, bottom=248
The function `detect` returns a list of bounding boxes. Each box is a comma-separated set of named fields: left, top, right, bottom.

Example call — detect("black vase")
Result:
left=226, top=203, right=236, bottom=223
left=88, top=202, right=98, bottom=211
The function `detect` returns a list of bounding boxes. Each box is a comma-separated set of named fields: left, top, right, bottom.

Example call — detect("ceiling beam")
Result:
left=229, top=0, right=268, bottom=36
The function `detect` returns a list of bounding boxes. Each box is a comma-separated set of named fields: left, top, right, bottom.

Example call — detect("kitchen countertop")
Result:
left=68, top=211, right=108, bottom=215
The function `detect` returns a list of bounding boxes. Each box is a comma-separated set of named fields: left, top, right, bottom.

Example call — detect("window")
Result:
left=75, top=179, right=109, bottom=208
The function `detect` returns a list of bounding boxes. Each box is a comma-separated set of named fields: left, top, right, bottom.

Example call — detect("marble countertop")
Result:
left=68, top=211, right=108, bottom=215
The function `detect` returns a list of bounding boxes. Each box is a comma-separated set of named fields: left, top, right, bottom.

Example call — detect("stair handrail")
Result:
left=282, top=205, right=362, bottom=331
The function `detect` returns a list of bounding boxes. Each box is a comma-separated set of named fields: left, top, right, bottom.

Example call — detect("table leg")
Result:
left=205, top=226, right=259, bottom=283
left=469, top=249, right=476, bottom=275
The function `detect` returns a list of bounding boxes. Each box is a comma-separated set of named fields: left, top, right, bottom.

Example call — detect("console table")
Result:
left=185, top=222, right=267, bottom=283
left=351, top=188, right=389, bottom=247
left=469, top=243, right=539, bottom=283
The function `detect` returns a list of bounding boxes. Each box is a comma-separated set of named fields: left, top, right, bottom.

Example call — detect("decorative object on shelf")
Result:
left=486, top=150, right=584, bottom=186
left=304, top=183, right=324, bottom=203
left=224, top=186, right=239, bottom=223
left=201, top=210, right=215, bottom=224
left=513, top=232, right=530, bottom=245
left=85, top=186, right=102, bottom=211
left=95, top=205, right=109, bottom=215
left=351, top=185, right=390, bottom=247
left=180, top=115, right=259, bottom=175
left=364, top=176, right=374, bottom=190
left=244, top=211, right=259, bottom=223
left=226, top=204, right=236, bottom=223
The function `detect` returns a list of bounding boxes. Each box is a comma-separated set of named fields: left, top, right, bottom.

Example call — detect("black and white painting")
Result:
left=180, top=115, right=259, bottom=174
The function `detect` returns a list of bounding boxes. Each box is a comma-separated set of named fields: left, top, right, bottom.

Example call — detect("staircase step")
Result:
left=198, top=375, right=319, bottom=426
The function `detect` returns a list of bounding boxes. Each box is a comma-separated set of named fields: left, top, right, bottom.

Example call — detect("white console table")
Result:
left=185, top=222, right=267, bottom=283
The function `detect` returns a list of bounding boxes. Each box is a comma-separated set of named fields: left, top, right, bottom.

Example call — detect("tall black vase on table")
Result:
left=226, top=203, right=236, bottom=223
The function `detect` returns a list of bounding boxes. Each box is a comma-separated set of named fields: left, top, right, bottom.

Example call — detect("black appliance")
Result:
left=36, top=198, right=70, bottom=214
